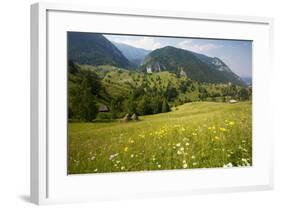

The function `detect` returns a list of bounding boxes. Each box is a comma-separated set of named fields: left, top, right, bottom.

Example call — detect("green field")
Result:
left=68, top=101, right=252, bottom=174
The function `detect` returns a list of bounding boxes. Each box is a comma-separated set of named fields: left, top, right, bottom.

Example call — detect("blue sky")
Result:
left=105, top=34, right=252, bottom=78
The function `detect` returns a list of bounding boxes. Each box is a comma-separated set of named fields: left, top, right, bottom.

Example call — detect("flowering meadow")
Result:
left=68, top=101, right=252, bottom=174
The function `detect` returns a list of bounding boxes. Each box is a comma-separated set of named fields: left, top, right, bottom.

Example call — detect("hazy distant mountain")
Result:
left=141, top=46, right=245, bottom=86
left=68, top=32, right=131, bottom=69
left=113, top=42, right=151, bottom=66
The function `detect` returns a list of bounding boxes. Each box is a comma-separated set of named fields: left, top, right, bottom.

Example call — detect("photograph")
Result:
left=67, top=31, right=252, bottom=174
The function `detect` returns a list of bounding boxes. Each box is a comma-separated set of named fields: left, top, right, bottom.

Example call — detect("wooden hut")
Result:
left=229, top=99, right=238, bottom=104
left=99, top=104, right=109, bottom=112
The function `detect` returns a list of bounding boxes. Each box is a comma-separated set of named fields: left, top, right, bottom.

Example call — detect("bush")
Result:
left=162, top=98, right=170, bottom=113
left=96, top=112, right=112, bottom=120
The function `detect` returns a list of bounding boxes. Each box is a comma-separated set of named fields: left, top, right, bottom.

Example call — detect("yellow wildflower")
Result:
left=124, top=147, right=128, bottom=152
left=219, top=127, right=226, bottom=132
left=139, top=134, right=145, bottom=138
left=229, top=121, right=235, bottom=126
left=130, top=139, right=135, bottom=144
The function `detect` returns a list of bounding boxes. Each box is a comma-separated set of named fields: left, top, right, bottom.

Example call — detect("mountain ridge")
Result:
left=68, top=32, right=131, bottom=69
left=141, top=46, right=245, bottom=86
left=67, top=33, right=245, bottom=86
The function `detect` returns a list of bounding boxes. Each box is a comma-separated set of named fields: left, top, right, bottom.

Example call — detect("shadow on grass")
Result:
left=69, top=119, right=142, bottom=123
left=92, top=119, right=119, bottom=123
left=68, top=119, right=117, bottom=123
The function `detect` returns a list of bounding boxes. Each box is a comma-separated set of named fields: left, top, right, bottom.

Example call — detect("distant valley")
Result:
left=113, top=42, right=151, bottom=66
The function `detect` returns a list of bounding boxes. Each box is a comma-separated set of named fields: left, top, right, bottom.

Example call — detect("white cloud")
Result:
left=107, top=36, right=166, bottom=50
left=105, top=35, right=222, bottom=53
left=177, top=40, right=222, bottom=53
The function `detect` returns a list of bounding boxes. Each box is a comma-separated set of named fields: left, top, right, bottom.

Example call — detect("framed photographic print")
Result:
left=30, top=2, right=274, bottom=205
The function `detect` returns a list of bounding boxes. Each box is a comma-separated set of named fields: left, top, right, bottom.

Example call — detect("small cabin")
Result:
left=131, top=113, right=139, bottom=121
left=121, top=113, right=132, bottom=122
left=99, top=105, right=109, bottom=112
left=229, top=99, right=238, bottom=104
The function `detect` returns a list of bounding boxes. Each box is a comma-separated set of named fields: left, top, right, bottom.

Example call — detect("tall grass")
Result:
left=68, top=101, right=252, bottom=174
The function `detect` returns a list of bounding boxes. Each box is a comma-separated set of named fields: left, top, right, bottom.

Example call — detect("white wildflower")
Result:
left=223, top=162, right=233, bottom=168
left=177, top=150, right=183, bottom=155
left=109, top=153, right=119, bottom=161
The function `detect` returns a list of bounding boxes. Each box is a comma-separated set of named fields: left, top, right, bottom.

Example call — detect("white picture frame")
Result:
left=30, top=2, right=274, bottom=205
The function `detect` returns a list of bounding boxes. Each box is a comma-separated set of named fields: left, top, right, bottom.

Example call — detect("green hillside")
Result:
left=68, top=63, right=251, bottom=122
left=68, top=101, right=252, bottom=174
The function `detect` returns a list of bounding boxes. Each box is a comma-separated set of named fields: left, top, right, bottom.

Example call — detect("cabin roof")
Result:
left=99, top=105, right=109, bottom=112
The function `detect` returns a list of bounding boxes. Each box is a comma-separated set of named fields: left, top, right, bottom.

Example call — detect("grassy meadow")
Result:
left=68, top=101, right=252, bottom=174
